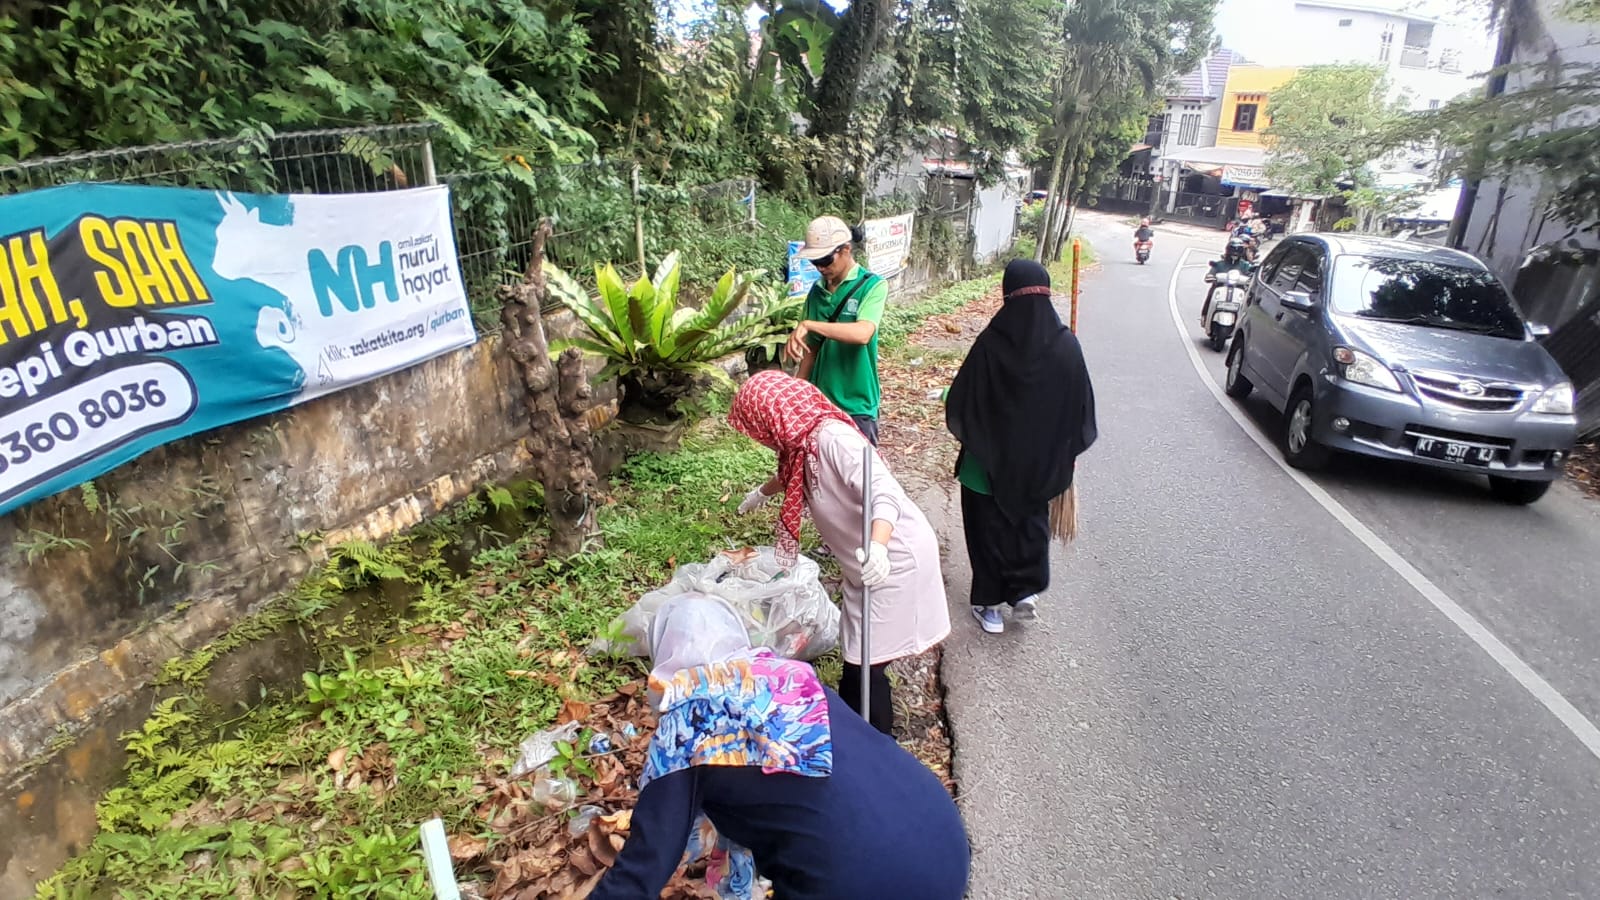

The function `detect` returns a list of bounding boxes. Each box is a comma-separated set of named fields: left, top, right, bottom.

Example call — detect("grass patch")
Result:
left=880, top=274, right=1001, bottom=348
left=36, top=416, right=780, bottom=900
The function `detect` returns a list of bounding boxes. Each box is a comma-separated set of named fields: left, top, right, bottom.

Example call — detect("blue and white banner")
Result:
left=0, top=183, right=476, bottom=515
left=786, top=240, right=822, bottom=301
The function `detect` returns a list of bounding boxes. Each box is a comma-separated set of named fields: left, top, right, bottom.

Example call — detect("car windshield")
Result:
left=1331, top=255, right=1525, bottom=340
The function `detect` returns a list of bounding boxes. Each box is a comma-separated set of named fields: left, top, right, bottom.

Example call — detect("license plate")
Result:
left=1415, top=436, right=1496, bottom=466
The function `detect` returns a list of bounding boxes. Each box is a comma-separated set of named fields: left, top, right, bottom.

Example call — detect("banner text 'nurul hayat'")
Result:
left=0, top=184, right=476, bottom=514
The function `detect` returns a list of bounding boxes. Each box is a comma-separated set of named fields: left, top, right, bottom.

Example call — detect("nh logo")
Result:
left=309, top=243, right=399, bottom=316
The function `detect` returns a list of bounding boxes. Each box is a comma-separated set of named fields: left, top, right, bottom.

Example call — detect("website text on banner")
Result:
left=863, top=213, right=914, bottom=280
left=0, top=183, right=477, bottom=515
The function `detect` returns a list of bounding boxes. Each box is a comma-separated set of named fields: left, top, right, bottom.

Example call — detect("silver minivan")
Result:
left=1225, top=234, right=1577, bottom=504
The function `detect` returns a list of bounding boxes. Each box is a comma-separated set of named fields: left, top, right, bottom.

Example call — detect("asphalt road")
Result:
left=935, top=210, right=1600, bottom=899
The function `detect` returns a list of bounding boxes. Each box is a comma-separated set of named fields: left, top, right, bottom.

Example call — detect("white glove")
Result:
left=738, top=487, right=774, bottom=515
left=855, top=541, right=891, bottom=588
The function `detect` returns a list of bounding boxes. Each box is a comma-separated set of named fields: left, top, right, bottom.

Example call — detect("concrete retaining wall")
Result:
left=0, top=332, right=532, bottom=781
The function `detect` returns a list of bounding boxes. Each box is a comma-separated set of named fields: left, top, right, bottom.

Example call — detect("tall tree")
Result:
left=1033, top=0, right=1216, bottom=262
left=1262, top=63, right=1412, bottom=229
left=955, top=0, right=1061, bottom=181
left=1428, top=0, right=1600, bottom=237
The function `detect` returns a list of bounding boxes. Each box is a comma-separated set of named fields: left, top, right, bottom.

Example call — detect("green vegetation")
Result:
left=1418, top=0, right=1600, bottom=234
left=880, top=276, right=1001, bottom=349
left=547, top=252, right=800, bottom=421
left=1263, top=65, right=1416, bottom=231
left=36, top=419, right=779, bottom=899
left=1031, top=0, right=1216, bottom=262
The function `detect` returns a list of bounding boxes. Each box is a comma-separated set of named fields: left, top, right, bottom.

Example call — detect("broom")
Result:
left=1048, top=483, right=1078, bottom=544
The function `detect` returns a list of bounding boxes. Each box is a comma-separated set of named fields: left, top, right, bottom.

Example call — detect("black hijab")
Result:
left=946, top=259, right=1098, bottom=522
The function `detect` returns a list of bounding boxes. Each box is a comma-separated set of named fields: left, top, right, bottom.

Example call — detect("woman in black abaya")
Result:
left=946, top=259, right=1098, bottom=634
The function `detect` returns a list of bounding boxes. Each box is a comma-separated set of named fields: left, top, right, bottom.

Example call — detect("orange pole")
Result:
left=1070, top=239, right=1081, bottom=332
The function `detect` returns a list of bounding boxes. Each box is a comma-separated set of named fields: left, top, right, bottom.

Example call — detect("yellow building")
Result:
left=1217, top=66, right=1300, bottom=148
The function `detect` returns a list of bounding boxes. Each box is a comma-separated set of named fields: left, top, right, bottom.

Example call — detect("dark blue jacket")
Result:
left=591, top=687, right=970, bottom=900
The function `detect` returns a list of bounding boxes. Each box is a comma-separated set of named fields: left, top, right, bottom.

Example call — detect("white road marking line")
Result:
left=1165, top=246, right=1600, bottom=762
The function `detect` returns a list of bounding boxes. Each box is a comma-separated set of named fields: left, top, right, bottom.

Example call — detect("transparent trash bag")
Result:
left=591, top=548, right=838, bottom=661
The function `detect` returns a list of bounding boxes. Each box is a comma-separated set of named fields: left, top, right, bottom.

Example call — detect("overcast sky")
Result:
left=693, top=0, right=1491, bottom=69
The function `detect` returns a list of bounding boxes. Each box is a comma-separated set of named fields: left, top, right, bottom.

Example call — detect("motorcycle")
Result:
left=1134, top=240, right=1152, bottom=264
left=1203, top=269, right=1251, bottom=351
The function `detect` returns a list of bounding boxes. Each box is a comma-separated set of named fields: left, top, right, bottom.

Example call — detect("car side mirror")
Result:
left=1281, top=290, right=1315, bottom=312
left=1528, top=322, right=1551, bottom=338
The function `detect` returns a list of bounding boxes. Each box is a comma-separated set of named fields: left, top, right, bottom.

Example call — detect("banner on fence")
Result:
left=0, top=183, right=476, bottom=515
left=862, top=212, right=915, bottom=280
left=786, top=241, right=822, bottom=301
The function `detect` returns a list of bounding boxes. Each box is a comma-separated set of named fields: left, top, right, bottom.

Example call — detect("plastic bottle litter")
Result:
left=531, top=777, right=578, bottom=808
left=568, top=805, right=604, bottom=838
left=622, top=723, right=639, bottom=739
left=588, top=733, right=613, bottom=755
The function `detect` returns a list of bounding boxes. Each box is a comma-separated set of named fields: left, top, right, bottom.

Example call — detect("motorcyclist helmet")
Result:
left=1140, top=217, right=1151, bottom=226
left=1224, top=237, right=1248, bottom=260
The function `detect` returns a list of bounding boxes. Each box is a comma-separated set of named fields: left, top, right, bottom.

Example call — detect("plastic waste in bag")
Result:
left=591, top=547, right=838, bottom=661
left=509, top=720, right=583, bottom=779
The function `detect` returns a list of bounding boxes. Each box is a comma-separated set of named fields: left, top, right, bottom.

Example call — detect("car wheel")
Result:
left=1224, top=340, right=1253, bottom=399
left=1488, top=476, right=1552, bottom=505
left=1283, top=386, right=1332, bottom=470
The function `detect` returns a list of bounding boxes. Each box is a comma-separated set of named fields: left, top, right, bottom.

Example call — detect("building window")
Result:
left=1379, top=24, right=1394, bottom=62
left=1401, top=22, right=1433, bottom=68
left=1438, top=47, right=1461, bottom=73
left=1178, top=113, right=1201, bottom=144
left=1428, top=99, right=1440, bottom=109
left=1338, top=17, right=1353, bottom=26
left=1233, top=103, right=1258, bottom=132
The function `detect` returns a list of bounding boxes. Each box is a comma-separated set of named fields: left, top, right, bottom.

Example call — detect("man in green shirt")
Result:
left=783, top=216, right=888, bottom=445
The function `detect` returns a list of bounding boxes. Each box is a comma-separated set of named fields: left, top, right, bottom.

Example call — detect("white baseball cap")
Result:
left=795, top=215, right=853, bottom=260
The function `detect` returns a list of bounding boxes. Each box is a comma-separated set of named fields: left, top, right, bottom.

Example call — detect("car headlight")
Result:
left=1334, top=347, right=1401, bottom=392
left=1532, top=382, right=1575, bottom=415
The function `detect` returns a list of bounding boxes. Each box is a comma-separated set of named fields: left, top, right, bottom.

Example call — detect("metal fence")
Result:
left=1167, top=191, right=1230, bottom=226
left=0, top=125, right=765, bottom=320
left=0, top=123, right=439, bottom=196
left=1099, top=176, right=1159, bottom=207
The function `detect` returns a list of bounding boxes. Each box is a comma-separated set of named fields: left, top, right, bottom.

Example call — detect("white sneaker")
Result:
left=972, top=606, right=1005, bottom=634
left=1013, top=595, right=1039, bottom=621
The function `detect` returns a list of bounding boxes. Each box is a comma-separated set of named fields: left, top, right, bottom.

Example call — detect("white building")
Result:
left=1273, top=0, right=1496, bottom=109
left=1152, top=48, right=1243, bottom=167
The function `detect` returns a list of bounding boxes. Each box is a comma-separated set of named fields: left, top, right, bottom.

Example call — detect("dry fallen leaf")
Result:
left=599, top=809, right=632, bottom=832
left=568, top=868, right=606, bottom=900
left=326, top=747, right=348, bottom=773
left=557, top=698, right=592, bottom=725
left=449, top=834, right=488, bottom=861
left=587, top=826, right=618, bottom=868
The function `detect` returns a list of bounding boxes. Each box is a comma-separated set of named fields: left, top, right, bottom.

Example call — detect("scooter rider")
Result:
left=1230, top=216, right=1261, bottom=260
left=1201, top=237, right=1254, bottom=329
left=1134, top=217, right=1154, bottom=249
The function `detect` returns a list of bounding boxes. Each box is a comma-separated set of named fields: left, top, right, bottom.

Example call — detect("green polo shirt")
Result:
left=804, top=264, right=887, bottom=418
left=940, top=386, right=992, bottom=494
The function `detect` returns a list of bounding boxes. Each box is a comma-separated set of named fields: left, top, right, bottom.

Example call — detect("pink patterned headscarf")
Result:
left=727, top=371, right=855, bottom=565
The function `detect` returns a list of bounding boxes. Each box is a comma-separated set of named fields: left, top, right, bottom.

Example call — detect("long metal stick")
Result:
left=860, top=446, right=873, bottom=722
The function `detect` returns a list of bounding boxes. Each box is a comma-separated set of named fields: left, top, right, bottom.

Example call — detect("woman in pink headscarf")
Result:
left=729, top=371, right=950, bottom=735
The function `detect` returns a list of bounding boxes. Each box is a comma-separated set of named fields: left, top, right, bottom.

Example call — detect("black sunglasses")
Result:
left=813, top=244, right=849, bottom=269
